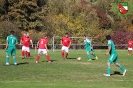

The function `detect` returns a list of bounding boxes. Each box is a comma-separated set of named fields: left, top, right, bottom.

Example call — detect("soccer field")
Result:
left=0, top=49, right=133, bottom=88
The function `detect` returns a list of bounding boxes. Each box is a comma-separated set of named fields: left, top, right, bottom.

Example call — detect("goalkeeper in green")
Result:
left=5, top=30, right=18, bottom=66
left=83, top=35, right=98, bottom=61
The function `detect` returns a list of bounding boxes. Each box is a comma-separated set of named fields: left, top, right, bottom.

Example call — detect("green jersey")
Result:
left=6, top=35, right=18, bottom=48
left=84, top=39, right=91, bottom=49
left=108, top=40, right=117, bottom=54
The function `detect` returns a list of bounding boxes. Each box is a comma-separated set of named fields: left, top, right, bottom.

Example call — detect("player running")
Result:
left=21, top=33, right=33, bottom=59
left=36, top=35, right=51, bottom=63
left=83, top=35, right=98, bottom=61
left=61, top=33, right=71, bottom=59
left=104, top=35, right=126, bottom=76
left=127, top=39, right=133, bottom=55
left=5, top=30, right=18, bottom=66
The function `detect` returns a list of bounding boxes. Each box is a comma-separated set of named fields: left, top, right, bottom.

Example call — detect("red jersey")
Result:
left=61, top=37, right=71, bottom=47
left=38, top=38, right=48, bottom=49
left=20, top=35, right=26, bottom=42
left=23, top=37, right=32, bottom=47
left=128, top=40, right=133, bottom=48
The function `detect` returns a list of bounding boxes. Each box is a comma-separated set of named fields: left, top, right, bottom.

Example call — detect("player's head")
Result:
left=26, top=33, right=30, bottom=37
left=83, top=35, right=87, bottom=40
left=106, top=35, right=111, bottom=40
left=65, top=33, right=69, bottom=37
left=23, top=33, right=26, bottom=36
left=10, top=30, right=15, bottom=35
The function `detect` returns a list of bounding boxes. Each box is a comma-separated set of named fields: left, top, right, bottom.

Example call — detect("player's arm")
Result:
left=105, top=46, right=111, bottom=56
left=68, top=40, right=71, bottom=48
left=36, top=41, right=40, bottom=49
left=30, top=40, right=33, bottom=48
left=45, top=44, right=49, bottom=52
left=5, top=42, right=8, bottom=50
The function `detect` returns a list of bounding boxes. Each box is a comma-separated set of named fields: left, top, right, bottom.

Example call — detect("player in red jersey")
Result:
left=21, top=33, right=33, bottom=58
left=36, top=35, right=51, bottom=63
left=61, top=33, right=71, bottom=59
left=128, top=39, right=133, bottom=55
left=20, top=33, right=26, bottom=58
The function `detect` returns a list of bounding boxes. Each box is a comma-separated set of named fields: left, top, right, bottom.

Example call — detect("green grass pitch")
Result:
left=0, top=49, right=133, bottom=88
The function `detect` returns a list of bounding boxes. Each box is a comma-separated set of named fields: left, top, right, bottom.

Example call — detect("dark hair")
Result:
left=65, top=33, right=68, bottom=35
left=10, top=30, right=15, bottom=35
left=106, top=35, right=111, bottom=40
left=84, top=35, right=86, bottom=37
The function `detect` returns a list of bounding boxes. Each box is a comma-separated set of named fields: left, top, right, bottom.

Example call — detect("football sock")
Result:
left=107, top=66, right=111, bottom=75
left=62, top=51, right=64, bottom=58
left=87, top=54, right=92, bottom=60
left=27, top=52, right=30, bottom=58
left=36, top=55, right=40, bottom=62
left=22, top=51, right=25, bottom=57
left=6, top=56, right=9, bottom=64
left=66, top=53, right=68, bottom=58
left=13, top=56, right=17, bottom=64
left=119, top=65, right=125, bottom=72
left=46, top=55, right=50, bottom=61
left=92, top=53, right=96, bottom=57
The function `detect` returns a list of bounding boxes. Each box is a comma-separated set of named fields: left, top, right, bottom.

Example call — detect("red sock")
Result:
left=27, top=52, right=30, bottom=58
left=66, top=53, right=68, bottom=58
left=46, top=55, right=50, bottom=61
left=62, top=51, right=64, bottom=58
left=36, top=55, right=40, bottom=62
left=22, top=51, right=25, bottom=57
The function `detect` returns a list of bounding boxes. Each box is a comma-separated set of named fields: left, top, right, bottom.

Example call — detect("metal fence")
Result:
left=0, top=44, right=128, bottom=51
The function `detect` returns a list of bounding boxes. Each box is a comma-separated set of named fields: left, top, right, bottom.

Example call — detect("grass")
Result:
left=0, top=49, right=133, bottom=88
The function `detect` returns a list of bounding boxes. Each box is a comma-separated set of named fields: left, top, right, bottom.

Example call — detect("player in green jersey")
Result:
left=104, top=35, right=126, bottom=76
left=5, top=30, right=18, bottom=66
left=83, top=35, right=98, bottom=61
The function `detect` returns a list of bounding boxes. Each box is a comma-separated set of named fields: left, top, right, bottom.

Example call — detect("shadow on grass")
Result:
left=111, top=71, right=123, bottom=76
left=67, top=58, right=77, bottom=59
left=41, top=60, right=57, bottom=62
left=17, top=62, right=29, bottom=65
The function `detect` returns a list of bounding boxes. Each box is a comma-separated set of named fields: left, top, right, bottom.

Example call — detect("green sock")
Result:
left=6, top=56, right=9, bottom=64
left=119, top=65, right=125, bottom=72
left=13, top=56, right=17, bottom=64
left=107, top=66, right=111, bottom=75
left=92, top=53, right=96, bottom=57
left=87, top=54, right=92, bottom=60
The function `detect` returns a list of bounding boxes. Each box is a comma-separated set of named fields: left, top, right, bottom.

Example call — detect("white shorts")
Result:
left=61, top=46, right=69, bottom=53
left=38, top=49, right=47, bottom=54
left=22, top=46, right=30, bottom=52
left=128, top=48, right=132, bottom=50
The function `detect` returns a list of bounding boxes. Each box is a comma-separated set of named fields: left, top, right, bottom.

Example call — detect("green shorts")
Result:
left=108, top=53, right=118, bottom=63
left=86, top=48, right=93, bottom=53
left=6, top=47, right=16, bottom=56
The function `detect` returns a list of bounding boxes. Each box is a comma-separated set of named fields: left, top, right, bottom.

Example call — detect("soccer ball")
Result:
left=77, top=57, right=81, bottom=61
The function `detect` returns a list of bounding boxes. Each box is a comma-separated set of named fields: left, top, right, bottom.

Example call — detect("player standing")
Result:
left=127, top=39, right=133, bottom=55
left=104, top=35, right=126, bottom=76
left=83, top=35, right=98, bottom=61
left=5, top=30, right=18, bottom=66
left=20, top=33, right=26, bottom=58
left=36, top=35, right=51, bottom=63
left=21, top=33, right=33, bottom=59
left=61, top=33, right=71, bottom=59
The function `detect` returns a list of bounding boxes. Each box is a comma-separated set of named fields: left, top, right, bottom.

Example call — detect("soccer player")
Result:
left=21, top=33, right=33, bottom=59
left=20, top=33, right=26, bottom=58
left=83, top=35, right=98, bottom=61
left=104, top=35, right=126, bottom=76
left=36, top=35, right=51, bottom=63
left=61, top=33, right=71, bottom=59
left=5, top=30, right=18, bottom=66
left=127, top=39, right=133, bottom=55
